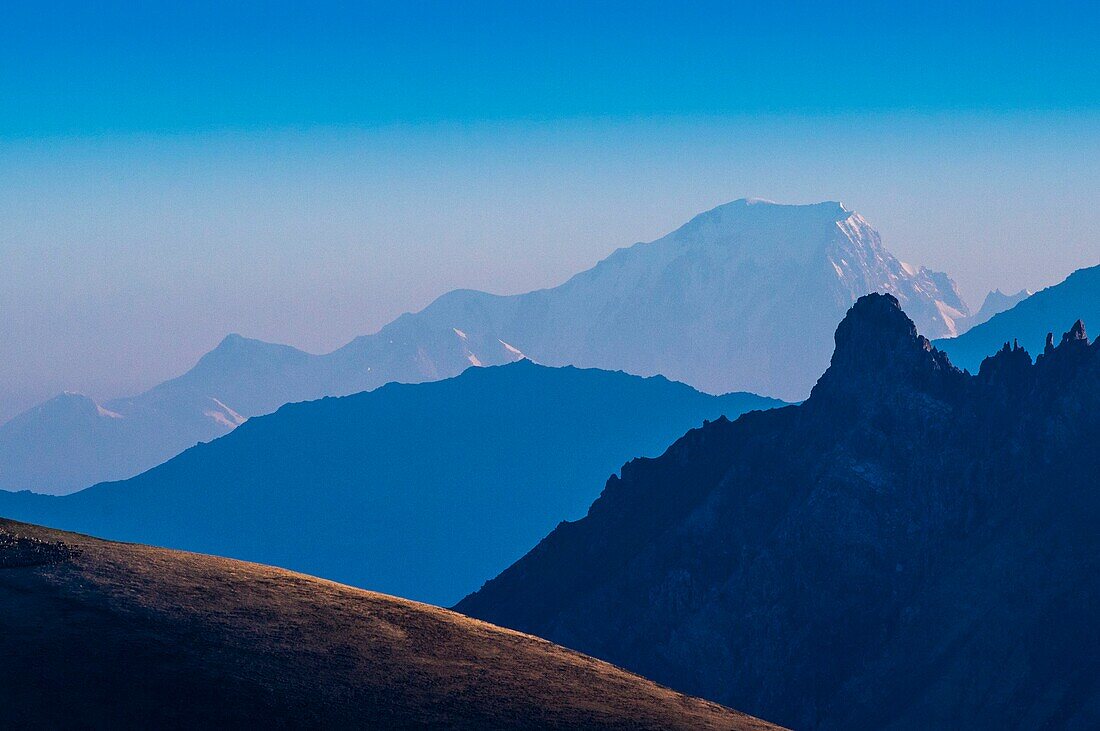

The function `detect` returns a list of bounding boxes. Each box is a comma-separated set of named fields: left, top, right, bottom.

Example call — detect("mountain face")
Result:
left=0, top=519, right=778, bottom=730
left=0, top=362, right=781, bottom=606
left=936, top=264, right=1099, bottom=373
left=402, top=199, right=968, bottom=403
left=1, top=199, right=965, bottom=495
left=456, top=295, right=1100, bottom=731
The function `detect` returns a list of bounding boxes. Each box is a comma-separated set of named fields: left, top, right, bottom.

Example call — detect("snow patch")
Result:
left=498, top=339, right=526, bottom=359
left=933, top=301, right=967, bottom=338
left=96, top=404, right=124, bottom=419
left=204, top=397, right=247, bottom=430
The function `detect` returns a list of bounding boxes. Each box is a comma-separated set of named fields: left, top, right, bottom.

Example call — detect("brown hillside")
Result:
left=0, top=519, right=781, bottom=730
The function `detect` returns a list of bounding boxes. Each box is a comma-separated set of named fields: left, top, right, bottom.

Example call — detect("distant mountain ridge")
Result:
left=0, top=362, right=782, bottom=605
left=2, top=198, right=967, bottom=494
left=0, top=329, right=526, bottom=495
left=457, top=294, right=1100, bottom=730
left=964, top=287, right=1032, bottom=330
left=936, top=264, right=1098, bottom=372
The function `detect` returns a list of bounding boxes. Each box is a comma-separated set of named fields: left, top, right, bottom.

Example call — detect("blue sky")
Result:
left=1, top=1, right=1098, bottom=420
left=3, top=1, right=1098, bottom=133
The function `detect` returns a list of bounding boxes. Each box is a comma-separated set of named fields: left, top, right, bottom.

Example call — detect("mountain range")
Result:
left=0, top=362, right=781, bottom=605
left=1, top=198, right=970, bottom=495
left=0, top=331, right=526, bottom=495
left=457, top=294, right=1100, bottom=730
left=0, top=518, right=778, bottom=730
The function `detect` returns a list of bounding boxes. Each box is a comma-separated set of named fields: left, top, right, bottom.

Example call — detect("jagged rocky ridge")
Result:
left=457, top=294, right=1100, bottom=730
left=936, top=263, right=1099, bottom=373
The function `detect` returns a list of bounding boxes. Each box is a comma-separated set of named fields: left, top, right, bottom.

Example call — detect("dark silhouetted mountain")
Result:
left=936, top=264, right=1098, bottom=372
left=0, top=362, right=781, bottom=606
left=457, top=294, right=1100, bottom=730
left=2, top=199, right=965, bottom=494
left=0, top=519, right=780, bottom=730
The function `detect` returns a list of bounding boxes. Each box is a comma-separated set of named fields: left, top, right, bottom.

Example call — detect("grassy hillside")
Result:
left=0, top=518, right=779, bottom=730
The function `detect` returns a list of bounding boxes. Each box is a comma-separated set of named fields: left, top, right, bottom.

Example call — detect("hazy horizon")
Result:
left=2, top=1, right=1098, bottom=421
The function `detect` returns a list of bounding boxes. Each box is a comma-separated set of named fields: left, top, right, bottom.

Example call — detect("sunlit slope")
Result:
left=0, top=518, right=781, bottom=730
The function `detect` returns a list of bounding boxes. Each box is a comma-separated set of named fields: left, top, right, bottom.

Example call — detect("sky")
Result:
left=1, top=0, right=1098, bottom=421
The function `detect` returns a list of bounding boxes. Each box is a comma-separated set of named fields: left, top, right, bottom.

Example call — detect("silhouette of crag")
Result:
left=457, top=293, right=1100, bottom=731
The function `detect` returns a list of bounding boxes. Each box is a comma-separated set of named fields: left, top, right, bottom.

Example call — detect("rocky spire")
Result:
left=977, top=338, right=1033, bottom=389
left=1036, top=320, right=1095, bottom=371
left=809, top=293, right=962, bottom=404
left=1062, top=319, right=1088, bottom=345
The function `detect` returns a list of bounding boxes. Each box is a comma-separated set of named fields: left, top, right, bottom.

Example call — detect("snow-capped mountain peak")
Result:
left=3, top=199, right=972, bottom=493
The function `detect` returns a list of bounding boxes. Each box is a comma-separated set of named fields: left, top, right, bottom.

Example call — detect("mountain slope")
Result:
left=936, top=263, right=1098, bottom=372
left=2, top=198, right=965, bottom=494
left=0, top=519, right=779, bottom=730
left=457, top=295, right=1100, bottom=730
left=0, top=362, right=781, bottom=606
